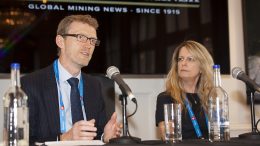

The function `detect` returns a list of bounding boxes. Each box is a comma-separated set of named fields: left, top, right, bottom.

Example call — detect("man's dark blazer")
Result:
left=21, top=63, right=107, bottom=144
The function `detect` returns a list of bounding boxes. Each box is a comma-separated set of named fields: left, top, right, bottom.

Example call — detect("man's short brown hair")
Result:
left=57, top=14, right=99, bottom=35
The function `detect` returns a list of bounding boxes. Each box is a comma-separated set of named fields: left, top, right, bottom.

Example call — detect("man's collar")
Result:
left=57, top=59, right=81, bottom=82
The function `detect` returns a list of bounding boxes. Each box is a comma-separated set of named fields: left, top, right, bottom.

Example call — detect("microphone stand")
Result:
left=109, top=94, right=141, bottom=144
left=239, top=86, right=260, bottom=139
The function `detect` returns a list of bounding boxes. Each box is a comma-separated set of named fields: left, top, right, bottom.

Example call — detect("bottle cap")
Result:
left=11, top=63, right=20, bottom=69
left=213, top=64, right=220, bottom=69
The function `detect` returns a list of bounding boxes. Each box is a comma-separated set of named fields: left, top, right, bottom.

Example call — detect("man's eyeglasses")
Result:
left=61, top=34, right=100, bottom=46
left=177, top=56, right=196, bottom=63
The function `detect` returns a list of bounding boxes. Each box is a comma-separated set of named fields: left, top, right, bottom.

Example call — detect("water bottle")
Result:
left=208, top=65, right=230, bottom=142
left=3, top=63, right=29, bottom=146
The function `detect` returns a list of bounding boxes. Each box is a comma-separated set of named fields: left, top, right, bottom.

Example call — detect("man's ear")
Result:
left=56, top=35, right=64, bottom=49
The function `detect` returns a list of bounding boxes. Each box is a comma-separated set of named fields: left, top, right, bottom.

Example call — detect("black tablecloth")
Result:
left=105, top=138, right=260, bottom=146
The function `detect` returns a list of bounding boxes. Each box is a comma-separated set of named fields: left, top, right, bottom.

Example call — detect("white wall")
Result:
left=0, top=0, right=259, bottom=141
left=0, top=79, right=10, bottom=141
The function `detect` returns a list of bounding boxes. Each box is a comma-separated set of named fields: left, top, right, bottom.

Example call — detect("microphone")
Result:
left=232, top=67, right=260, bottom=92
left=106, top=66, right=137, bottom=103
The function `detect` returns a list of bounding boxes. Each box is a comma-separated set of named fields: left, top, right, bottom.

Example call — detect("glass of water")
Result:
left=164, top=103, right=182, bottom=143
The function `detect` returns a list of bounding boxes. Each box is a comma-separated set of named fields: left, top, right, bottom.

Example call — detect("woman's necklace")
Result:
left=189, top=93, right=198, bottom=104
left=193, top=98, right=197, bottom=104
left=192, top=97, right=197, bottom=104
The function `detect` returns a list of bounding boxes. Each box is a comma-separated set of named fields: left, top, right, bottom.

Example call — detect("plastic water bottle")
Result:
left=208, top=65, right=230, bottom=142
left=3, top=63, right=29, bottom=146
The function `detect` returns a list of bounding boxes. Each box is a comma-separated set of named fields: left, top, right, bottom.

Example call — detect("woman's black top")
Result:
left=155, top=92, right=208, bottom=139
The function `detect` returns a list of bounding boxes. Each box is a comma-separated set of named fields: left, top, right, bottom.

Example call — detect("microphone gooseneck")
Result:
left=232, top=67, right=260, bottom=139
left=106, top=66, right=137, bottom=103
left=106, top=66, right=141, bottom=144
left=231, top=67, right=260, bottom=93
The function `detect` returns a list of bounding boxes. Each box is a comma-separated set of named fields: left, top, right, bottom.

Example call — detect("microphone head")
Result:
left=106, top=66, right=120, bottom=79
left=231, top=67, right=244, bottom=79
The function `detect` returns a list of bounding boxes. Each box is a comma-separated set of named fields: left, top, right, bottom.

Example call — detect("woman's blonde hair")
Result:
left=165, top=40, right=214, bottom=110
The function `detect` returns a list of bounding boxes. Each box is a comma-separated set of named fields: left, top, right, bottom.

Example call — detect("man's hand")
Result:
left=60, top=119, right=97, bottom=141
left=103, top=112, right=122, bottom=143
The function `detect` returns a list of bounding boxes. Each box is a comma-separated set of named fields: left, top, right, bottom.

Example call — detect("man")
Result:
left=21, top=14, right=120, bottom=145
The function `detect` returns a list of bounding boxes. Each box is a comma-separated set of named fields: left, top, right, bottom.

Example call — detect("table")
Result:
left=105, top=138, right=260, bottom=146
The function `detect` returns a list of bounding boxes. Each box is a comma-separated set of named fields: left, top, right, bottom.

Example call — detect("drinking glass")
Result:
left=164, top=103, right=182, bottom=143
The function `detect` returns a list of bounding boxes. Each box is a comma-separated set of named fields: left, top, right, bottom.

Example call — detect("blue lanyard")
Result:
left=184, top=95, right=208, bottom=139
left=53, top=59, right=85, bottom=133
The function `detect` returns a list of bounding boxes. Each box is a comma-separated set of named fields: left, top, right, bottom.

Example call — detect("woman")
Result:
left=155, top=40, right=214, bottom=140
